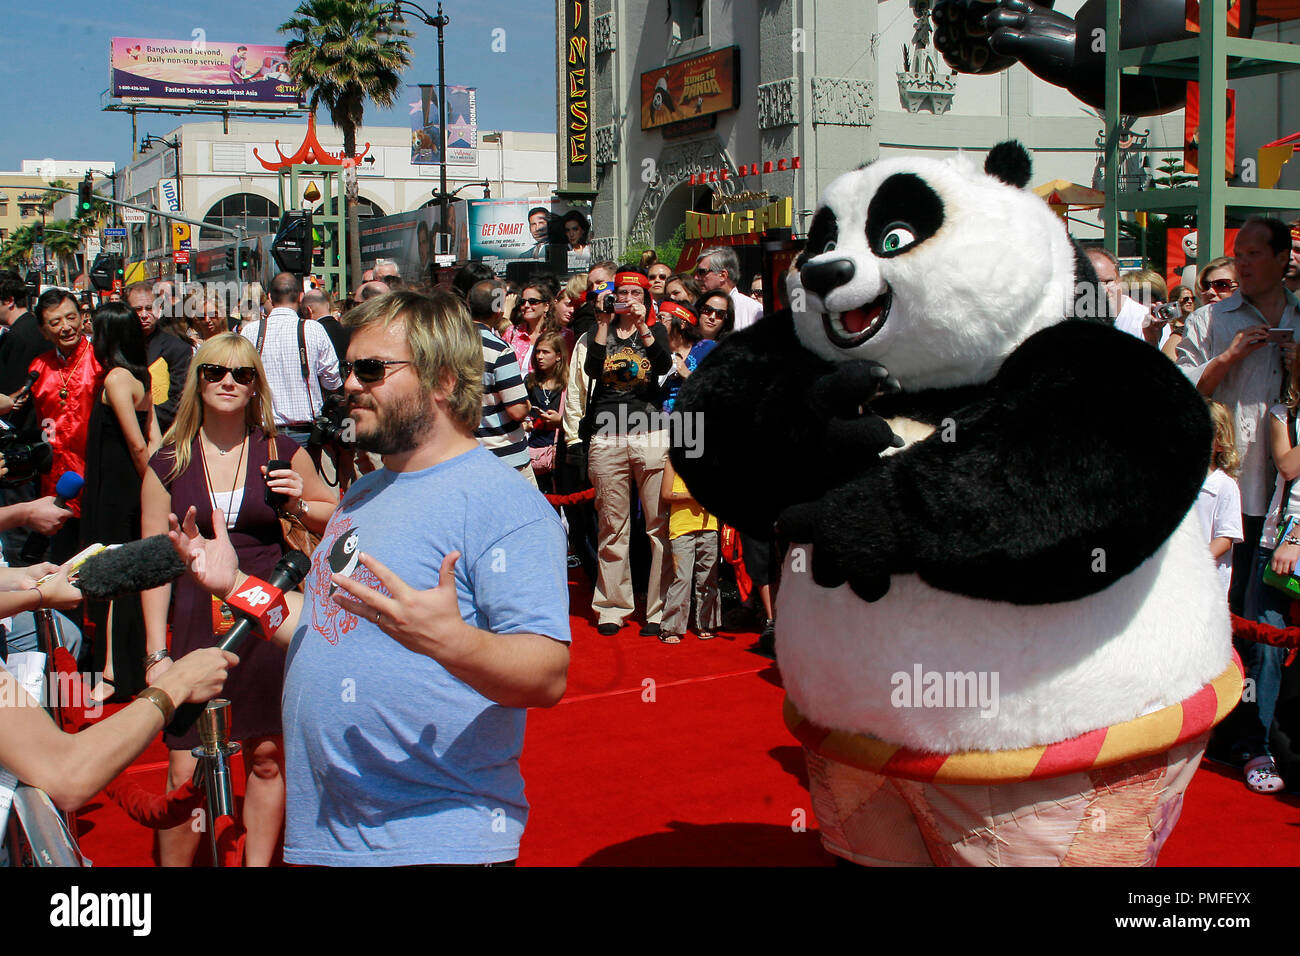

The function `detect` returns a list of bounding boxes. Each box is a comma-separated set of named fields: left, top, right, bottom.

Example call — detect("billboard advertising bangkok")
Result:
left=110, top=37, right=301, bottom=111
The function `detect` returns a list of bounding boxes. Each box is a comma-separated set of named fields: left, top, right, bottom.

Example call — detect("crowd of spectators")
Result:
left=1, top=213, right=1294, bottom=861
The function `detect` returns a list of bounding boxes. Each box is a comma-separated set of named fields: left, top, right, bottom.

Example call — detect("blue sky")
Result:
left=0, top=0, right=557, bottom=171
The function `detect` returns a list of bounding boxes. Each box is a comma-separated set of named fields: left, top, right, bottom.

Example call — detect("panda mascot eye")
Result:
left=878, top=224, right=916, bottom=256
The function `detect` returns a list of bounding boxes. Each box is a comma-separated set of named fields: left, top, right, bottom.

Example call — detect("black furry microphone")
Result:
left=73, top=536, right=187, bottom=600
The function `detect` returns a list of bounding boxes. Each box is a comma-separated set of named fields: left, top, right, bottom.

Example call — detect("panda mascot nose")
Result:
left=801, top=257, right=856, bottom=299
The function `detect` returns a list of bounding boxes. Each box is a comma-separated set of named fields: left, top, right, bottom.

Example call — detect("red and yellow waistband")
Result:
left=784, top=654, right=1243, bottom=785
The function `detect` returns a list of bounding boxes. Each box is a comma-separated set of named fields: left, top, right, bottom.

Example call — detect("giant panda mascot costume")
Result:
left=672, top=141, right=1243, bottom=866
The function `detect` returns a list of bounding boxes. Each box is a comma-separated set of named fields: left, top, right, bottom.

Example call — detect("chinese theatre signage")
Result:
left=641, top=47, right=740, bottom=132
left=686, top=197, right=793, bottom=240
left=562, top=0, right=592, bottom=188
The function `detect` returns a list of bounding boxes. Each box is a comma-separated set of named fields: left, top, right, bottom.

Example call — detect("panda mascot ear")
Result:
left=984, top=141, right=1032, bottom=189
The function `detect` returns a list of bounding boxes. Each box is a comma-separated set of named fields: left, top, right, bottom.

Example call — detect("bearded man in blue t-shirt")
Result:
left=168, top=289, right=571, bottom=866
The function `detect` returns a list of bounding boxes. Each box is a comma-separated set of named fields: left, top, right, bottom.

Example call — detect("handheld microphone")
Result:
left=20, top=471, right=84, bottom=563
left=218, top=550, right=312, bottom=655
left=9, top=370, right=39, bottom=414
left=167, top=550, right=311, bottom=737
left=71, top=535, right=187, bottom=599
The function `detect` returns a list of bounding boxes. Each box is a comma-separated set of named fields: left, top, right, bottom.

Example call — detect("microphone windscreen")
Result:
left=75, top=535, right=187, bottom=600
left=275, top=550, right=313, bottom=588
left=54, top=472, right=85, bottom=500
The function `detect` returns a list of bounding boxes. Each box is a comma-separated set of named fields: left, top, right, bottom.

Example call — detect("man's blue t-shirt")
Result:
left=281, top=444, right=570, bottom=865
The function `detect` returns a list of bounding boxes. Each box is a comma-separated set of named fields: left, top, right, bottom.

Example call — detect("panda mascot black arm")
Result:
left=673, top=140, right=1212, bottom=605
left=779, top=318, right=1210, bottom=604
left=670, top=311, right=904, bottom=539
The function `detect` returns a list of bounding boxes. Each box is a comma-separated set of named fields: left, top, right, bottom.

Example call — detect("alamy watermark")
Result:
left=591, top=407, right=705, bottom=458
left=890, top=664, right=999, bottom=718
left=0, top=669, right=103, bottom=718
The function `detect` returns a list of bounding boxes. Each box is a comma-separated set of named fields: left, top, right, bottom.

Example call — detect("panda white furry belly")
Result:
left=776, top=416, right=1233, bottom=755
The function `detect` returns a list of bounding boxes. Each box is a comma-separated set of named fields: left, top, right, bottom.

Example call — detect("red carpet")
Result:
left=72, top=572, right=1300, bottom=866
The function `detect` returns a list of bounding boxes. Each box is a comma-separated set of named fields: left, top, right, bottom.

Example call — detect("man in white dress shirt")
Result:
left=696, top=246, right=763, bottom=331
left=240, top=272, right=343, bottom=449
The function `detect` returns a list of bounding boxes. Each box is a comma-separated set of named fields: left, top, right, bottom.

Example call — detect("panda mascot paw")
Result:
left=672, top=140, right=1241, bottom=867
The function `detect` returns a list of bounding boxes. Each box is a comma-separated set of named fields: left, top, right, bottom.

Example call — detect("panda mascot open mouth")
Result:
left=671, top=141, right=1238, bottom=867
left=825, top=294, right=891, bottom=349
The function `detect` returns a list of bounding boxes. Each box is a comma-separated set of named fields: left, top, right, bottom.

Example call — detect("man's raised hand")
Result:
left=330, top=551, right=468, bottom=662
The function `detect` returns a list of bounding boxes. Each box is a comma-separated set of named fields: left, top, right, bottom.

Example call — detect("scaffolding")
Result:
left=273, top=166, right=347, bottom=295
left=1102, top=0, right=1300, bottom=266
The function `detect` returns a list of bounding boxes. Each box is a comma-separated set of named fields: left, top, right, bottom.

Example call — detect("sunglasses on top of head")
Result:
left=343, top=358, right=411, bottom=383
left=198, top=364, right=257, bottom=385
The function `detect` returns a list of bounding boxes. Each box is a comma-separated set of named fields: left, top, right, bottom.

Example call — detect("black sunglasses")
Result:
left=198, top=363, right=257, bottom=385
left=520, top=297, right=545, bottom=306
left=343, top=358, right=411, bottom=383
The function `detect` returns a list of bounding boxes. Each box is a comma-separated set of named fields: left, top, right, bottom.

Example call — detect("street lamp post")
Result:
left=141, top=133, right=183, bottom=278
left=382, top=1, right=451, bottom=252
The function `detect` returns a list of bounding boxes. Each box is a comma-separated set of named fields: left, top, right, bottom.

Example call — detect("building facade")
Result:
left=564, top=0, right=1193, bottom=265
left=113, top=118, right=556, bottom=278
left=0, top=160, right=116, bottom=245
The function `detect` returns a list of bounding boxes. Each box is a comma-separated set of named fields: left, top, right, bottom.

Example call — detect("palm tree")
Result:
left=44, top=219, right=83, bottom=288
left=0, top=224, right=35, bottom=270
left=39, top=180, right=70, bottom=215
left=280, top=0, right=413, bottom=282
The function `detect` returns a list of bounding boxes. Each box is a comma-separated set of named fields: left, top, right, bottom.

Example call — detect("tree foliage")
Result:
left=280, top=0, right=414, bottom=282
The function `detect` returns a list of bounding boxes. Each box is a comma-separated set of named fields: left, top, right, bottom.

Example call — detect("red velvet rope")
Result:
left=105, top=777, right=206, bottom=829
left=1232, top=612, right=1300, bottom=663
left=543, top=487, right=596, bottom=506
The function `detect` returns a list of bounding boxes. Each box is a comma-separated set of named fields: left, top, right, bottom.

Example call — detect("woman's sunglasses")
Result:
left=1206, top=278, right=1237, bottom=293
left=520, top=297, right=545, bottom=306
left=343, top=358, right=411, bottom=383
left=198, top=364, right=257, bottom=385
left=698, top=305, right=728, bottom=317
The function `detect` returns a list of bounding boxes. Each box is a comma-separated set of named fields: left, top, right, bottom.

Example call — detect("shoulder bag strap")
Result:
left=255, top=316, right=267, bottom=355
left=1278, top=409, right=1299, bottom=539
left=297, top=318, right=311, bottom=388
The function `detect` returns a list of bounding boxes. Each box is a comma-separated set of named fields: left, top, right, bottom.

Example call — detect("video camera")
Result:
left=0, top=421, right=52, bottom=488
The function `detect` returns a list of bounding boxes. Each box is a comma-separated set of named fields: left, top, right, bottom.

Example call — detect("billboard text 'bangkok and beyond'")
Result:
left=110, top=38, right=301, bottom=111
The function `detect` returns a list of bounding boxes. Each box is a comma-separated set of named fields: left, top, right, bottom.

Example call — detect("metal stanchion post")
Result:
left=192, top=699, right=240, bottom=867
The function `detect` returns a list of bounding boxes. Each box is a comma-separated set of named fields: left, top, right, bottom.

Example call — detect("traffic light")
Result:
left=31, top=222, right=43, bottom=242
left=225, top=248, right=236, bottom=271
left=239, top=247, right=252, bottom=272
left=270, top=211, right=312, bottom=275
left=78, top=174, right=93, bottom=216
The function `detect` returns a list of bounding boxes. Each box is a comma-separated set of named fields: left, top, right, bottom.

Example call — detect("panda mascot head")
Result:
left=790, top=142, right=1095, bottom=391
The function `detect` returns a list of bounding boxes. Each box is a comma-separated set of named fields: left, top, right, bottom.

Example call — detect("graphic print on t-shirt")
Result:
left=310, top=518, right=389, bottom=646
left=603, top=345, right=651, bottom=391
